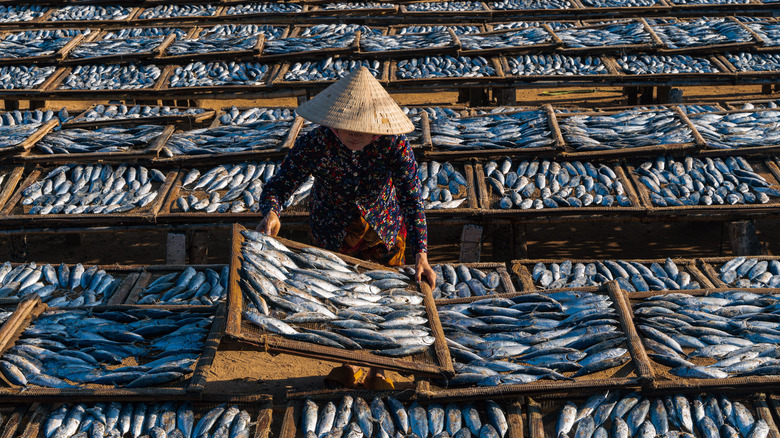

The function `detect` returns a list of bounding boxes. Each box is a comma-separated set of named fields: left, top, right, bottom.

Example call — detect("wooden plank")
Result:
left=166, top=232, right=186, bottom=264
left=459, top=224, right=483, bottom=263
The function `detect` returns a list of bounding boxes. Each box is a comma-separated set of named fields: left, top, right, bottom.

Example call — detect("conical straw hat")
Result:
left=296, top=67, right=414, bottom=135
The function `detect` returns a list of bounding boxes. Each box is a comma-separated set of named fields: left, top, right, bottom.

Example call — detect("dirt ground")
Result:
left=2, top=83, right=779, bottom=405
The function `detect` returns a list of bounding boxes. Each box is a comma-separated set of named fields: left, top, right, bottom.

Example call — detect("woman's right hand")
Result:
left=256, top=211, right=281, bottom=236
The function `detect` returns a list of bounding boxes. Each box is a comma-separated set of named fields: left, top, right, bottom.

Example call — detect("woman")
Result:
left=256, top=67, right=436, bottom=390
left=257, top=67, right=436, bottom=287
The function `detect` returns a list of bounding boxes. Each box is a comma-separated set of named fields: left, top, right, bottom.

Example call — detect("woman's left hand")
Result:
left=415, top=252, right=437, bottom=290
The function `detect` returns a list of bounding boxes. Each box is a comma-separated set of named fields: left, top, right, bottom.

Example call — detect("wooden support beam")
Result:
left=469, top=88, right=489, bottom=106
left=459, top=224, right=483, bottom=263
left=640, top=86, right=655, bottom=104
left=624, top=86, right=639, bottom=105
left=728, top=220, right=764, bottom=256
left=457, top=88, right=469, bottom=103
left=512, top=222, right=528, bottom=259
left=762, top=84, right=773, bottom=95
left=657, top=86, right=671, bottom=104
left=166, top=232, right=186, bottom=265
left=29, top=100, right=45, bottom=110
left=189, top=230, right=209, bottom=264
left=3, top=100, right=19, bottom=111
left=495, top=87, right=516, bottom=106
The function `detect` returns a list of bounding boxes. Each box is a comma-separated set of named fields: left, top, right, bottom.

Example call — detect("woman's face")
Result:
left=334, top=128, right=375, bottom=151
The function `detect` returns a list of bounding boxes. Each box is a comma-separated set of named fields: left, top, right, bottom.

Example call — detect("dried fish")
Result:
left=60, top=64, right=160, bottom=90
left=362, top=31, right=453, bottom=52
left=0, top=261, right=120, bottom=305
left=138, top=4, right=219, bottom=19
left=35, top=124, right=164, bottom=154
left=301, top=24, right=380, bottom=36
left=406, top=1, right=488, bottom=11
left=560, top=110, right=693, bottom=150
left=493, top=21, right=575, bottom=31
left=431, top=110, right=554, bottom=150
left=48, top=5, right=133, bottom=21
left=418, top=160, right=469, bottom=210
left=321, top=2, right=394, bottom=8
left=70, top=37, right=164, bottom=59
left=264, top=33, right=356, bottom=54
left=224, top=3, right=303, bottom=15
left=529, top=258, right=700, bottom=290
left=284, top=58, right=381, bottom=82
left=76, top=104, right=205, bottom=122
left=491, top=0, right=574, bottom=9
left=557, top=22, right=652, bottom=47
left=507, top=54, right=606, bottom=75
left=725, top=52, right=780, bottom=72
left=103, top=27, right=185, bottom=39
left=203, top=24, right=286, bottom=39
left=690, top=110, right=780, bottom=148
left=397, top=55, right=495, bottom=79
left=747, top=22, right=780, bottom=46
left=0, top=65, right=56, bottom=89
left=163, top=121, right=290, bottom=156
left=0, top=29, right=88, bottom=59
left=618, top=54, right=721, bottom=74
left=0, top=5, right=48, bottom=23
left=651, top=17, right=753, bottom=48
left=169, top=62, right=268, bottom=87
left=459, top=28, right=552, bottom=50
left=399, top=25, right=483, bottom=34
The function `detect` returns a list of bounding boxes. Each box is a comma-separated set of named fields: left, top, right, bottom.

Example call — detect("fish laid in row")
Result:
left=205, top=24, right=286, bottom=39
left=747, top=22, right=780, bottom=46
left=0, top=5, right=48, bottom=22
left=0, top=122, right=46, bottom=149
left=138, top=4, right=218, bottom=19
left=75, top=104, right=205, bottom=123
left=302, top=24, right=380, bottom=37
left=418, top=160, right=469, bottom=210
left=21, top=163, right=165, bottom=214
left=264, top=33, right=356, bottom=55
left=300, top=395, right=510, bottom=438
left=70, top=37, right=165, bottom=60
left=321, top=2, right=395, bottom=9
left=0, top=65, right=56, bottom=90
left=431, top=263, right=502, bottom=298
left=135, top=266, right=228, bottom=305
left=491, top=0, right=574, bottom=9
left=557, top=22, right=652, bottom=47
left=239, top=230, right=434, bottom=357
left=361, top=31, right=453, bottom=52
left=442, top=290, right=630, bottom=387
left=671, top=0, right=751, bottom=3
left=718, top=256, right=780, bottom=288
left=494, top=21, right=575, bottom=31
left=0, top=29, right=87, bottom=59
left=174, top=160, right=309, bottom=214
left=0, top=261, right=120, bottom=306
left=35, top=124, right=164, bottom=154
left=580, top=0, right=658, bottom=6
left=690, top=110, right=780, bottom=149
left=224, top=3, right=303, bottom=15
left=166, top=35, right=259, bottom=56
left=60, top=64, right=161, bottom=90
left=396, top=56, right=496, bottom=79
left=430, top=110, right=554, bottom=150
left=618, top=54, right=721, bottom=74
left=531, top=258, right=701, bottom=291
left=169, top=62, right=268, bottom=87
left=407, top=1, right=488, bottom=11
left=561, top=109, right=693, bottom=150
left=220, top=106, right=293, bottom=125
left=284, top=59, right=381, bottom=82
left=634, top=290, right=780, bottom=379
left=485, top=157, right=631, bottom=209
left=103, top=27, right=185, bottom=40
left=399, top=25, right=483, bottom=35
left=163, top=121, right=290, bottom=156
left=41, top=401, right=255, bottom=438
left=651, top=18, right=753, bottom=48
left=725, top=52, right=780, bottom=73
left=634, top=155, right=780, bottom=207
left=506, top=54, right=607, bottom=76
left=459, top=28, right=553, bottom=50
left=0, top=308, right=213, bottom=388
left=556, top=391, right=768, bottom=438
left=47, top=5, right=133, bottom=21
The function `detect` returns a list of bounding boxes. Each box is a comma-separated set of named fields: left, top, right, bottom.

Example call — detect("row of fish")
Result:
left=42, top=401, right=255, bottom=438
left=48, top=5, right=133, bottom=22
left=747, top=22, right=780, bottom=47
left=103, top=27, right=185, bottom=40
left=0, top=65, right=56, bottom=90
left=718, top=256, right=780, bottom=288
left=530, top=258, right=702, bottom=291
left=459, top=28, right=553, bottom=50
left=220, top=106, right=293, bottom=125
left=167, top=34, right=259, bottom=56
left=239, top=230, right=434, bottom=358
left=430, top=110, right=554, bottom=150
left=0, top=123, right=43, bottom=149
left=634, top=155, right=779, bottom=207
left=174, top=160, right=306, bottom=214
left=495, top=21, right=575, bottom=31
left=400, top=25, right=482, bottom=35
left=206, top=24, right=285, bottom=39
left=0, top=5, right=47, bottom=22
left=396, top=56, right=496, bottom=79
left=556, top=391, right=767, bottom=438
left=223, top=3, right=303, bottom=15
left=618, top=54, right=720, bottom=74
left=0, top=261, right=120, bottom=306
left=169, top=62, right=268, bottom=87
left=135, top=266, right=228, bottom=305
left=560, top=110, right=693, bottom=150
left=726, top=52, right=780, bottom=73
left=301, top=396, right=509, bottom=438
left=36, top=124, right=164, bottom=154
left=442, top=290, right=629, bottom=386
left=486, top=157, right=632, bottom=209
left=690, top=110, right=780, bottom=149
left=507, top=55, right=606, bottom=76
left=60, top=64, right=161, bottom=90
left=407, top=1, right=489, bottom=11
left=652, top=18, right=753, bottom=48
left=432, top=264, right=502, bottom=299
left=580, top=0, right=658, bottom=5
left=634, top=290, right=780, bottom=379
left=418, top=160, right=469, bottom=210
left=0, top=29, right=87, bottom=60
left=264, top=33, right=356, bottom=55
left=0, top=308, right=212, bottom=388
left=1, top=108, right=69, bottom=126
left=70, top=37, right=164, bottom=60
left=321, top=2, right=395, bottom=9
left=490, top=0, right=574, bottom=9
left=22, top=163, right=165, bottom=214
left=163, top=120, right=290, bottom=156
left=301, top=24, right=380, bottom=37
left=137, top=4, right=218, bottom=19
left=284, top=59, right=381, bottom=82
left=362, top=31, right=453, bottom=52
left=558, top=22, right=652, bottom=47
left=75, top=104, right=205, bottom=122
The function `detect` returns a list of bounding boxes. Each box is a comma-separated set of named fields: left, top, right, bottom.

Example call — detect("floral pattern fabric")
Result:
left=258, top=125, right=428, bottom=254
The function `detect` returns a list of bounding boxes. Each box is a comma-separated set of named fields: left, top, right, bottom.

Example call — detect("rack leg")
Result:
left=189, top=230, right=209, bottom=264
left=762, top=84, right=773, bottom=95
left=495, top=87, right=516, bottom=106
left=512, top=221, right=528, bottom=259
left=29, top=100, right=45, bottom=110
left=657, top=86, right=671, bottom=104
left=459, top=224, right=483, bottom=263
left=728, top=220, right=764, bottom=256
left=469, top=88, right=489, bottom=106
left=624, top=86, right=639, bottom=105
left=640, top=86, right=654, bottom=104
left=3, top=100, right=19, bottom=111
left=166, top=232, right=186, bottom=265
